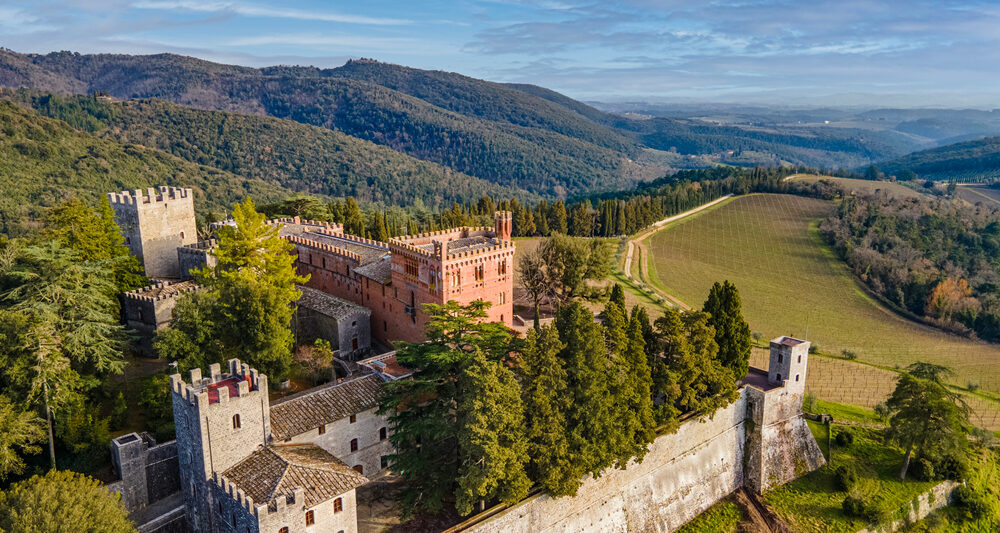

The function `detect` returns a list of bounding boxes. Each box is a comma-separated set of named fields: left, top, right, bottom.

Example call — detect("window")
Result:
left=381, top=456, right=389, bottom=469
left=218, top=501, right=223, bottom=514
left=379, top=427, right=387, bottom=441
left=797, top=355, right=802, bottom=363
left=280, top=528, right=289, bottom=533
left=352, top=321, right=357, bottom=328
left=180, top=231, right=185, bottom=239
left=353, top=465, right=364, bottom=474
left=795, top=374, right=800, bottom=382
left=233, top=414, right=241, bottom=429
left=349, top=414, right=356, bottom=424
left=305, top=510, right=315, bottom=526
left=232, top=514, right=237, bottom=528
left=498, top=292, right=505, bottom=305
left=318, top=425, right=325, bottom=435
left=350, top=438, right=359, bottom=452
left=383, top=321, right=387, bottom=332
left=776, top=373, right=782, bottom=382
left=777, top=353, right=783, bottom=363
left=474, top=265, right=484, bottom=282
left=352, top=336, right=358, bottom=351
left=333, top=498, right=343, bottom=513
left=404, top=258, right=418, bottom=278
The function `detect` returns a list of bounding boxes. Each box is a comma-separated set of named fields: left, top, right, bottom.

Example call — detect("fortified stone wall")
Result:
left=460, top=394, right=749, bottom=533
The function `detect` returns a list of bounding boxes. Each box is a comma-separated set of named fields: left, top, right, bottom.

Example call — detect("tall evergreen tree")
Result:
left=551, top=201, right=568, bottom=235
left=702, top=281, right=752, bottom=379
left=619, top=312, right=656, bottom=463
left=519, top=326, right=580, bottom=496
left=556, top=302, right=617, bottom=475
left=654, top=309, right=739, bottom=417
left=609, top=283, right=626, bottom=311
left=343, top=196, right=365, bottom=237
left=455, top=349, right=531, bottom=515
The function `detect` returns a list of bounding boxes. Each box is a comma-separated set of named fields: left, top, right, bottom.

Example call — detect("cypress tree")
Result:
left=703, top=281, right=752, bottom=379
left=620, top=312, right=656, bottom=463
left=520, top=326, right=580, bottom=496
left=609, top=283, right=626, bottom=311
left=455, top=349, right=531, bottom=515
left=557, top=302, right=617, bottom=475
left=551, top=201, right=568, bottom=234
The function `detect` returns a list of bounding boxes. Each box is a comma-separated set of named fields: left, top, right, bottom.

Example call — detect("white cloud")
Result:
left=131, top=1, right=412, bottom=25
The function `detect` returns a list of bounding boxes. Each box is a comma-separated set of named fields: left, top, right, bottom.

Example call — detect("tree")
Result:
left=0, top=469, right=137, bottom=533
left=294, top=339, right=333, bottom=385
left=455, top=350, right=531, bottom=515
left=519, top=326, right=580, bottom=496
left=551, top=201, right=568, bottom=235
left=343, top=196, right=366, bottom=237
left=538, top=235, right=612, bottom=302
left=0, top=396, right=46, bottom=480
left=886, top=363, right=970, bottom=480
left=45, top=197, right=146, bottom=294
left=609, top=283, right=626, bottom=311
left=865, top=165, right=881, bottom=181
left=703, top=281, right=752, bottom=379
left=556, top=302, right=618, bottom=475
left=925, top=277, right=979, bottom=323
left=378, top=301, right=514, bottom=517
left=163, top=197, right=308, bottom=379
left=517, top=249, right=551, bottom=330
left=610, top=306, right=656, bottom=466
left=0, top=241, right=128, bottom=467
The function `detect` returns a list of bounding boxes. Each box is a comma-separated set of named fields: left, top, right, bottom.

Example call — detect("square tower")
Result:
left=108, top=186, right=197, bottom=279
left=170, top=359, right=270, bottom=532
left=768, top=336, right=809, bottom=394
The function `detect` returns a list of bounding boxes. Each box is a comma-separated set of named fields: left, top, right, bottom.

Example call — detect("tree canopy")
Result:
left=0, top=469, right=137, bottom=533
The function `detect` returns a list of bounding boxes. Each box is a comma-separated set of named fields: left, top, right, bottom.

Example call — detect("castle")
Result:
left=113, top=187, right=515, bottom=356
left=106, top=186, right=824, bottom=533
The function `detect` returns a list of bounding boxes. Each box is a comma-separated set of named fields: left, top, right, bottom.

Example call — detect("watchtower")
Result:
left=108, top=186, right=197, bottom=279
left=768, top=336, right=809, bottom=394
left=170, top=359, right=270, bottom=532
left=494, top=210, right=513, bottom=241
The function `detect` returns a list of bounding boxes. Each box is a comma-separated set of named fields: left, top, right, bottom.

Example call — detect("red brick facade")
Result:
left=288, top=212, right=514, bottom=345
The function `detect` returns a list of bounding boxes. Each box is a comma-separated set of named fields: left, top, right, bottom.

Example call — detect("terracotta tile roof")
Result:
left=222, top=444, right=367, bottom=508
left=269, top=374, right=384, bottom=440
left=353, top=256, right=392, bottom=284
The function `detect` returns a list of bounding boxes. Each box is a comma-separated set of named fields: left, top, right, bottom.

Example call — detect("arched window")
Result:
left=180, top=231, right=185, bottom=239
left=350, top=438, right=358, bottom=452
left=795, top=374, right=800, bottom=382
left=797, top=355, right=802, bottom=363
left=233, top=414, right=241, bottom=429
left=379, top=427, right=387, bottom=441
left=305, top=510, right=315, bottom=526
left=777, top=353, right=783, bottom=363
left=333, top=498, right=343, bottom=513
left=776, top=373, right=782, bottom=382
left=280, top=528, right=289, bottom=533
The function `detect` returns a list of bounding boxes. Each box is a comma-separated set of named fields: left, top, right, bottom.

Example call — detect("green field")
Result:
left=645, top=193, right=1000, bottom=399
left=787, top=174, right=926, bottom=199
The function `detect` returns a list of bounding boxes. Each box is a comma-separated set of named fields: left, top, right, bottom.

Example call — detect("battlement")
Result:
left=169, top=359, right=267, bottom=408
left=213, top=471, right=305, bottom=518
left=311, top=227, right=388, bottom=249
left=178, top=239, right=217, bottom=253
left=124, top=280, right=200, bottom=303
left=107, top=186, right=192, bottom=206
left=389, top=229, right=514, bottom=262
left=287, top=235, right=364, bottom=263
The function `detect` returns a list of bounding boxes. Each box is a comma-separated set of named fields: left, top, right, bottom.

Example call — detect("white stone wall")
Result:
left=253, top=489, right=358, bottom=533
left=286, top=407, right=392, bottom=479
left=461, top=393, right=748, bottom=533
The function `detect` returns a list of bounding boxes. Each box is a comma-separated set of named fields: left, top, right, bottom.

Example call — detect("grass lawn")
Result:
left=645, top=193, right=1000, bottom=405
left=676, top=498, right=743, bottom=533
left=764, top=427, right=938, bottom=533
left=787, top=174, right=927, bottom=199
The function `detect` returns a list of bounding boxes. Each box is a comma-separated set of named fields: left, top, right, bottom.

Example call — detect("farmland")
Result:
left=956, top=184, right=1000, bottom=208
left=645, top=193, right=1000, bottom=397
left=786, top=174, right=926, bottom=199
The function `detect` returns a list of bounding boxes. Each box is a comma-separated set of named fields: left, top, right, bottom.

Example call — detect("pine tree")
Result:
left=703, top=281, right=752, bottom=379
left=610, top=283, right=626, bottom=311
left=551, top=201, right=568, bottom=234
left=655, top=309, right=739, bottom=417
left=0, top=470, right=137, bottom=533
left=519, top=326, right=580, bottom=496
left=455, top=350, right=531, bottom=515
left=343, top=196, right=365, bottom=236
left=557, top=302, right=617, bottom=475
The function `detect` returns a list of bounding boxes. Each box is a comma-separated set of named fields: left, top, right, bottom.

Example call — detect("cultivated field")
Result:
left=646, top=193, right=1000, bottom=396
left=956, top=184, right=1000, bottom=208
left=786, top=174, right=926, bottom=199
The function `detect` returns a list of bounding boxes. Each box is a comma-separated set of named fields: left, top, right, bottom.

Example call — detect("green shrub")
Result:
left=110, top=391, right=128, bottom=431
left=835, top=429, right=855, bottom=447
left=912, top=457, right=935, bottom=481
left=834, top=465, right=858, bottom=491
left=951, top=485, right=987, bottom=519
left=808, top=344, right=819, bottom=354
left=842, top=495, right=865, bottom=517
left=933, top=453, right=970, bottom=481
left=841, top=349, right=858, bottom=360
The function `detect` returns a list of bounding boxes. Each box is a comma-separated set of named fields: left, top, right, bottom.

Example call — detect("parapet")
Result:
left=107, top=186, right=192, bottom=206
left=124, top=280, right=201, bottom=303
left=178, top=239, right=217, bottom=253
left=212, top=472, right=305, bottom=518
left=169, top=359, right=268, bottom=408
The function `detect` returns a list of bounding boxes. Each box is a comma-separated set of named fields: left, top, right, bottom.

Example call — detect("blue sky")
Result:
left=2, top=1, right=999, bottom=107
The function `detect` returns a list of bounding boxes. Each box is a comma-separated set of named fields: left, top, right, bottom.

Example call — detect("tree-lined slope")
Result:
left=878, top=136, right=1000, bottom=181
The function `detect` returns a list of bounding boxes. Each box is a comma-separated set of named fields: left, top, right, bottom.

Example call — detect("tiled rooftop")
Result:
left=269, top=374, right=384, bottom=440
left=299, top=231, right=387, bottom=264
left=774, top=336, right=805, bottom=347
left=353, top=256, right=392, bottom=284
left=222, top=444, right=367, bottom=508
left=297, top=286, right=370, bottom=320
left=205, top=377, right=243, bottom=404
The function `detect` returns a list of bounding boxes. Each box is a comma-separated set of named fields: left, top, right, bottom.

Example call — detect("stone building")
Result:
left=123, top=280, right=200, bottom=357
left=293, top=286, right=372, bottom=361
left=109, top=187, right=197, bottom=279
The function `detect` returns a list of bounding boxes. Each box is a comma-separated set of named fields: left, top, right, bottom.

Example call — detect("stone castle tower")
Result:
left=768, top=335, right=809, bottom=394
left=109, top=187, right=197, bottom=279
left=170, top=360, right=270, bottom=532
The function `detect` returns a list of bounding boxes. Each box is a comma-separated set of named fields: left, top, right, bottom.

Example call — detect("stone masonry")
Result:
left=109, top=187, right=197, bottom=279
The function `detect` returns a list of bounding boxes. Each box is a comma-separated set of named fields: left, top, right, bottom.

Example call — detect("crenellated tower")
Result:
left=170, top=359, right=270, bottom=532
left=108, top=186, right=197, bottom=279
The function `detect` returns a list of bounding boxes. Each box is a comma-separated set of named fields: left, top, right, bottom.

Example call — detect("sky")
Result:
left=2, top=0, right=999, bottom=107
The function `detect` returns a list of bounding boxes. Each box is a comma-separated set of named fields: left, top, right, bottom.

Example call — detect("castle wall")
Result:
left=745, top=387, right=825, bottom=493
left=178, top=240, right=216, bottom=279
left=283, top=406, right=391, bottom=479
left=459, top=393, right=749, bottom=533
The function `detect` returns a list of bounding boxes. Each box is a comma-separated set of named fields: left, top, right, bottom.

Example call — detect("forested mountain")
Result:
left=877, top=136, right=1000, bottom=181
left=0, top=100, right=288, bottom=235
left=10, top=91, right=531, bottom=208
left=0, top=49, right=930, bottom=198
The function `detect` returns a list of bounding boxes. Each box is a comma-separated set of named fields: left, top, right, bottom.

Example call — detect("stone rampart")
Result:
left=457, top=393, right=749, bottom=533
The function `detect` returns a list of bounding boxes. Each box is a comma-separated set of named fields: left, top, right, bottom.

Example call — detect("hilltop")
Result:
left=877, top=135, right=1000, bottom=181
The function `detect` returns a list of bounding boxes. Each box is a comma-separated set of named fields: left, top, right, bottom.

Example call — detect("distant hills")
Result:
left=878, top=136, right=1000, bottom=181
left=0, top=48, right=929, bottom=201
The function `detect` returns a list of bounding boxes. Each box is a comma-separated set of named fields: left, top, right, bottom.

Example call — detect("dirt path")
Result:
left=622, top=194, right=733, bottom=310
